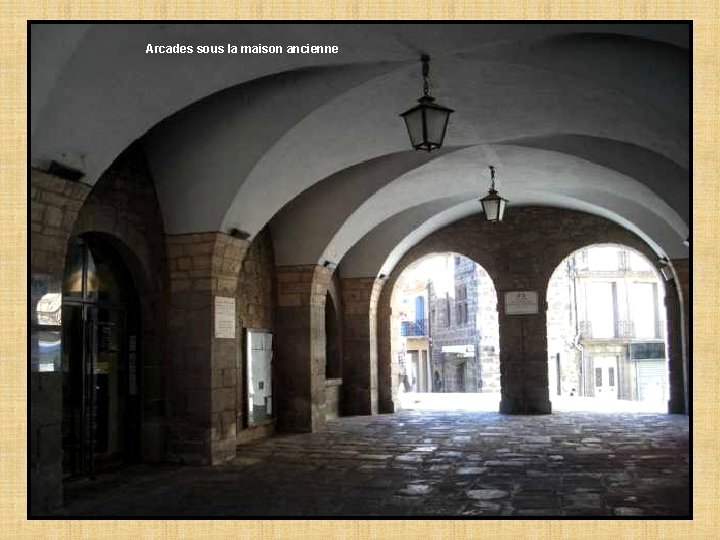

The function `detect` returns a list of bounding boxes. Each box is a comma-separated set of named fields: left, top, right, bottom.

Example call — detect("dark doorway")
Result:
left=61, top=235, right=141, bottom=477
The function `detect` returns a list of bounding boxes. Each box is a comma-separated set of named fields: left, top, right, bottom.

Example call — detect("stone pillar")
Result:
left=670, top=258, right=690, bottom=414
left=340, top=277, right=381, bottom=416
left=30, top=170, right=90, bottom=514
left=165, top=232, right=248, bottom=465
left=498, top=293, right=552, bottom=414
left=275, top=265, right=332, bottom=433
left=376, top=302, right=396, bottom=414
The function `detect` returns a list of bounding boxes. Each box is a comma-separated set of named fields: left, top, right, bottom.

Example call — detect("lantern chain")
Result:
left=421, top=54, right=430, bottom=97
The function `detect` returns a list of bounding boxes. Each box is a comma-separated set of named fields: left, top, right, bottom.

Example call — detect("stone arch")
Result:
left=387, top=252, right=499, bottom=400
left=374, top=206, right=683, bottom=415
left=375, top=250, right=502, bottom=412
left=68, top=143, right=169, bottom=462
left=545, top=242, right=686, bottom=413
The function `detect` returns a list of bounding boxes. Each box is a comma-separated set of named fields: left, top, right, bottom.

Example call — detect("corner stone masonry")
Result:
left=165, top=232, right=249, bottom=465
left=340, top=277, right=382, bottom=416
left=275, top=265, right=333, bottom=433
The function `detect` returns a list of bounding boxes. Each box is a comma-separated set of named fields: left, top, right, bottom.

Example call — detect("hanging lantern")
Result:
left=400, top=54, right=454, bottom=152
left=480, top=166, right=508, bottom=222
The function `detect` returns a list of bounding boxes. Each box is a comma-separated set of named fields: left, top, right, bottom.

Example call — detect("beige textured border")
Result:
left=1, top=2, right=716, bottom=538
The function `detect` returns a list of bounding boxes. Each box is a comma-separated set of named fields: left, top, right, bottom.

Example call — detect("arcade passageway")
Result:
left=53, top=410, right=689, bottom=518
left=30, top=23, right=690, bottom=516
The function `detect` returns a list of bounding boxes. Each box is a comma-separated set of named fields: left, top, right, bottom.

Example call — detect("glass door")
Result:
left=61, top=303, right=97, bottom=476
left=594, top=356, right=618, bottom=399
left=61, top=235, right=141, bottom=477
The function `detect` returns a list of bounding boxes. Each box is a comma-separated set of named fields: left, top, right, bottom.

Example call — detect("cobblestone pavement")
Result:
left=53, top=410, right=690, bottom=518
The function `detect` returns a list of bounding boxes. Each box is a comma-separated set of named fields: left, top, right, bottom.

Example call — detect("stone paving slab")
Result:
left=49, top=410, right=690, bottom=518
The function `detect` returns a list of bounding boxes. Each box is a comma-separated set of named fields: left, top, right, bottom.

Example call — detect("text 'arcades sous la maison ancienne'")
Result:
left=145, top=44, right=340, bottom=54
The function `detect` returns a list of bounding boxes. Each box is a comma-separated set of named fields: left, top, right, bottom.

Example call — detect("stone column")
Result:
left=670, top=258, right=690, bottom=414
left=376, top=302, right=396, bottom=414
left=165, top=232, right=248, bottom=465
left=275, top=265, right=332, bottom=432
left=498, top=292, right=552, bottom=414
left=340, top=277, right=381, bottom=416
left=30, top=170, right=90, bottom=514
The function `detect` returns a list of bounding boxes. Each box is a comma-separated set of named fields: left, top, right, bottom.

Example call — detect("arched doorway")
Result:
left=546, top=244, right=670, bottom=412
left=389, top=252, right=500, bottom=410
left=61, top=234, right=141, bottom=476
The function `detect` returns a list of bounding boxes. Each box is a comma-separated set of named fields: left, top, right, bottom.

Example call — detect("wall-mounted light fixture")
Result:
left=229, top=228, right=250, bottom=240
left=656, top=258, right=674, bottom=281
left=399, top=54, right=454, bottom=152
left=48, top=160, right=84, bottom=182
left=479, top=166, right=508, bottom=222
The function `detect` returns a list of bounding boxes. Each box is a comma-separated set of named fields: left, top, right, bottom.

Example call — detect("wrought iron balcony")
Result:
left=400, top=319, right=427, bottom=337
left=615, top=320, right=635, bottom=338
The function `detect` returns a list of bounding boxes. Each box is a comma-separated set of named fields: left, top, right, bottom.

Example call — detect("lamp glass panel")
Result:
left=497, top=198, right=507, bottom=220
left=482, top=198, right=500, bottom=220
left=424, top=106, right=451, bottom=145
left=402, top=107, right=425, bottom=148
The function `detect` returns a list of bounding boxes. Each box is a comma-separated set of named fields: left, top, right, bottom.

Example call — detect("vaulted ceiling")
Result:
left=31, top=23, right=690, bottom=278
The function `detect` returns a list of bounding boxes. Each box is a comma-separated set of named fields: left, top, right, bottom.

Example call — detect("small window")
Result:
left=455, top=285, right=468, bottom=325
left=595, top=368, right=602, bottom=387
left=608, top=367, right=615, bottom=387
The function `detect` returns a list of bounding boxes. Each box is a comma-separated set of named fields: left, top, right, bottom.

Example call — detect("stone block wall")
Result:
left=165, top=232, right=248, bottom=464
left=664, top=271, right=688, bottom=414
left=30, top=171, right=91, bottom=515
left=237, top=228, right=276, bottom=330
left=546, top=262, right=582, bottom=397
left=30, top=171, right=90, bottom=273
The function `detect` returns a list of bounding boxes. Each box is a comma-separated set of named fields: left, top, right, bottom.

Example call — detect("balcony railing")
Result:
left=615, top=320, right=635, bottom=338
left=579, top=319, right=636, bottom=339
left=400, top=319, right=427, bottom=337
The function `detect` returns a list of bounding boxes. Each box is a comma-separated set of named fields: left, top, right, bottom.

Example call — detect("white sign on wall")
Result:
left=504, top=291, right=539, bottom=315
left=214, top=296, right=236, bottom=339
left=441, top=345, right=476, bottom=357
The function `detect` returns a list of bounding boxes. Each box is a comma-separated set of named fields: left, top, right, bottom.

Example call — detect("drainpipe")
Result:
left=569, top=256, right=585, bottom=396
left=427, top=281, right=432, bottom=392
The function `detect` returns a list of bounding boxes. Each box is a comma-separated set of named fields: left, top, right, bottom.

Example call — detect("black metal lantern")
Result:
left=480, top=166, right=508, bottom=222
left=400, top=54, right=454, bottom=152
